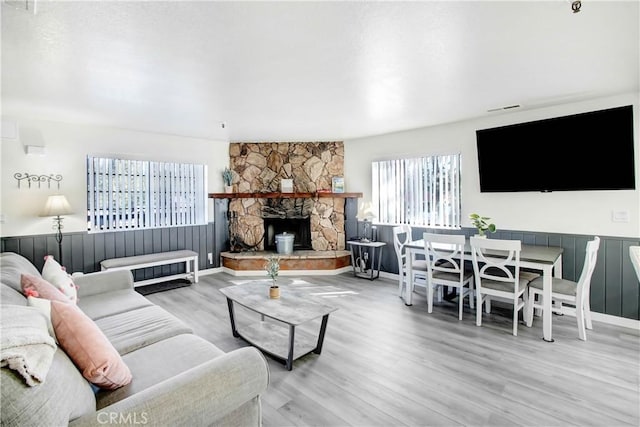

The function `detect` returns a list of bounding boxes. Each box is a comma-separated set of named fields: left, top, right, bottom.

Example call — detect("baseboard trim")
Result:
left=559, top=306, right=640, bottom=330
left=199, top=267, right=223, bottom=276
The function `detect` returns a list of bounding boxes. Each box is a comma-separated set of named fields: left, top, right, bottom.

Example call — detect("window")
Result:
left=87, top=156, right=207, bottom=232
left=372, top=154, right=461, bottom=228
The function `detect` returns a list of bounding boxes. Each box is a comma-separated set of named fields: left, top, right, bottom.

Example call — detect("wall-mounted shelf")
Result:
left=209, top=192, right=362, bottom=199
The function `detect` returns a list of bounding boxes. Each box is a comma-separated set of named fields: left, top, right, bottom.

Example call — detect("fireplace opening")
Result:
left=264, top=217, right=312, bottom=251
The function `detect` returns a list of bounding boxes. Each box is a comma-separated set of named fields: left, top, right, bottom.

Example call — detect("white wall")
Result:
left=344, top=93, right=640, bottom=238
left=3, top=93, right=638, bottom=239
left=0, top=118, right=229, bottom=237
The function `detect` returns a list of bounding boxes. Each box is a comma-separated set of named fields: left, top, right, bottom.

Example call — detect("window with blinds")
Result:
left=87, top=157, right=207, bottom=232
left=372, top=154, right=461, bottom=228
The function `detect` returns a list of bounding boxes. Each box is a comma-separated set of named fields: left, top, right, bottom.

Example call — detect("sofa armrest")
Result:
left=69, top=347, right=270, bottom=427
left=74, top=270, right=135, bottom=298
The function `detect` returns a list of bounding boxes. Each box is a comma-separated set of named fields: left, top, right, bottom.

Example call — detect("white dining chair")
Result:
left=423, top=233, right=474, bottom=320
left=630, top=245, right=640, bottom=283
left=393, top=225, right=428, bottom=300
left=525, top=236, right=600, bottom=341
left=470, top=237, right=540, bottom=336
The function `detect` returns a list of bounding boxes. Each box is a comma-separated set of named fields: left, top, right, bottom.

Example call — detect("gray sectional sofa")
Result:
left=0, top=252, right=270, bottom=426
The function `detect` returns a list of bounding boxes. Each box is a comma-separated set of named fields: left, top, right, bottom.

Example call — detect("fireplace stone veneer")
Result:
left=225, top=142, right=347, bottom=251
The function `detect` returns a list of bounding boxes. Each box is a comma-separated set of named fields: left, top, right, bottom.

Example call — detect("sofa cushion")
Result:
left=21, top=274, right=72, bottom=303
left=51, top=300, right=132, bottom=390
left=96, top=334, right=224, bottom=410
left=1, top=348, right=96, bottom=426
left=0, top=252, right=41, bottom=293
left=42, top=255, right=78, bottom=303
left=78, top=289, right=154, bottom=321
left=1, top=283, right=26, bottom=306
left=94, top=305, right=193, bottom=355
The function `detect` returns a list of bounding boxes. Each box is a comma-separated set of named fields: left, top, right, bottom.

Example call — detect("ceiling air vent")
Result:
left=487, top=104, right=521, bottom=113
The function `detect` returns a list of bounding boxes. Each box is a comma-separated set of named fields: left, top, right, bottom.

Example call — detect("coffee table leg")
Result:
left=314, top=314, right=330, bottom=354
left=286, top=325, right=295, bottom=371
left=226, top=298, right=239, bottom=338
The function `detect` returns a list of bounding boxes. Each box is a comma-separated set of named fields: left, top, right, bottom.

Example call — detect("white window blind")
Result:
left=87, top=156, right=207, bottom=232
left=372, top=154, right=461, bottom=228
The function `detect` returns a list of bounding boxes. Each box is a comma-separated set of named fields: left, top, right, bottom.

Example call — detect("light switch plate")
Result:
left=611, top=210, right=630, bottom=223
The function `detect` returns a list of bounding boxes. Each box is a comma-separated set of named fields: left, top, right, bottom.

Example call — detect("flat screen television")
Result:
left=475, top=105, right=636, bottom=192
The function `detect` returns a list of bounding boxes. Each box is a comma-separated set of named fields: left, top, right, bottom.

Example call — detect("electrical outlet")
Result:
left=207, top=252, right=213, bottom=264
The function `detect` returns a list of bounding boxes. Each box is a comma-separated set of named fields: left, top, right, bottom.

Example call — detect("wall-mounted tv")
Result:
left=475, top=105, right=636, bottom=192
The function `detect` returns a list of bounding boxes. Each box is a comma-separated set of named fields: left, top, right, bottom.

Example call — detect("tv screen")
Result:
left=476, top=105, right=636, bottom=192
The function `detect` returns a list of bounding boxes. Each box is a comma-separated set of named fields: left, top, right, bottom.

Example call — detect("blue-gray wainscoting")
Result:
left=1, top=223, right=216, bottom=283
left=363, top=224, right=640, bottom=321
left=2, top=220, right=638, bottom=320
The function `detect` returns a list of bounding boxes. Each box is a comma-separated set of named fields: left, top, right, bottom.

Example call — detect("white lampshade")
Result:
left=357, top=201, right=376, bottom=221
left=41, top=195, right=73, bottom=217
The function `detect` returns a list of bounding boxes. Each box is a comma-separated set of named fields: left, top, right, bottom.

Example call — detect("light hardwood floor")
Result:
left=145, top=273, right=640, bottom=427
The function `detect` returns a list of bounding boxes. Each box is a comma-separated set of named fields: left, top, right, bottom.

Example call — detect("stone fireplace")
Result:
left=226, top=142, right=347, bottom=251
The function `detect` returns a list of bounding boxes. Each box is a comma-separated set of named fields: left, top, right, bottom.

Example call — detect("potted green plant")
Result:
left=222, top=167, right=234, bottom=193
left=265, top=255, right=280, bottom=299
left=469, top=213, right=496, bottom=237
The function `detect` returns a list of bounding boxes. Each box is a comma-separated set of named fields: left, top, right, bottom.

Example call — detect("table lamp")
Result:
left=357, top=201, right=376, bottom=242
left=41, top=195, right=73, bottom=266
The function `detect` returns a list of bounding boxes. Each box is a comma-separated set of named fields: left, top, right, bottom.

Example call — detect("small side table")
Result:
left=346, top=240, right=386, bottom=280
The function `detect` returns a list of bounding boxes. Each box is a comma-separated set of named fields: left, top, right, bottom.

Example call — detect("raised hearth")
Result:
left=220, top=250, right=351, bottom=276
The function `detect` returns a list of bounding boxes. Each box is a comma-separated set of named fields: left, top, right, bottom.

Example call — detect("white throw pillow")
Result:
left=27, top=296, right=57, bottom=341
left=41, top=255, right=78, bottom=303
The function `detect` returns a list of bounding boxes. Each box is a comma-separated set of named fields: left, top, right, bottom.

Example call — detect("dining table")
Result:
left=404, top=238, right=564, bottom=342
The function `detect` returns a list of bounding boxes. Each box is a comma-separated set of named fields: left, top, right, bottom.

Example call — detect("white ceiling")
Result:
left=1, top=0, right=638, bottom=142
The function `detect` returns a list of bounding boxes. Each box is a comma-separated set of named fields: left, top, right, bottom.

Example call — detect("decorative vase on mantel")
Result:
left=222, top=167, right=234, bottom=193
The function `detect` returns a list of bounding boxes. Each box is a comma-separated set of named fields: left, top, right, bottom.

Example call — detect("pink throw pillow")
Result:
left=21, top=274, right=71, bottom=303
left=41, top=255, right=78, bottom=303
left=50, top=300, right=132, bottom=390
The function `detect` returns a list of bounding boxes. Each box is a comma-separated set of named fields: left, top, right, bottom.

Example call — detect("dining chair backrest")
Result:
left=631, top=245, right=640, bottom=283
left=470, top=237, right=522, bottom=286
left=392, top=225, right=412, bottom=270
left=423, top=232, right=467, bottom=283
left=576, top=236, right=600, bottom=307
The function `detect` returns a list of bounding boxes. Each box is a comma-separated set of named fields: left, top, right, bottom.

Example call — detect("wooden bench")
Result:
left=100, top=250, right=199, bottom=287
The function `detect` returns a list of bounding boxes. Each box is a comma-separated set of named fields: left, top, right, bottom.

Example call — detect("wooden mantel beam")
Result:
left=208, top=192, right=363, bottom=199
